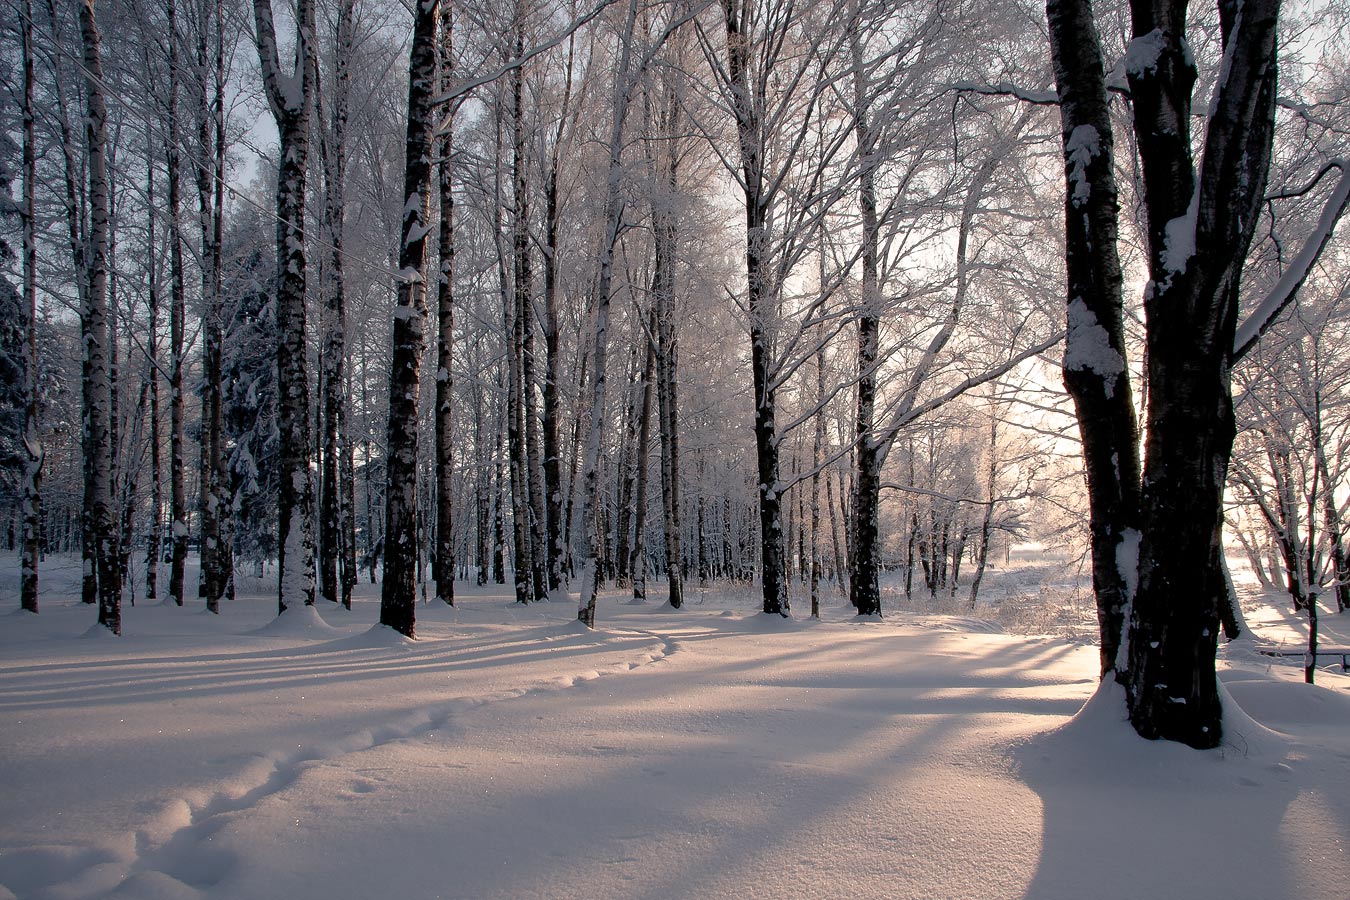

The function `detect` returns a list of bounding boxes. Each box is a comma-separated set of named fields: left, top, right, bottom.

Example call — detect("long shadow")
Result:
left=1012, top=685, right=1321, bottom=900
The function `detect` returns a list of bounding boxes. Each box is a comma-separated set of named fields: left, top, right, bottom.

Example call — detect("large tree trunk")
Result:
left=380, top=0, right=439, bottom=638
left=434, top=1, right=456, bottom=606
left=1122, top=0, right=1278, bottom=748
left=721, top=0, right=788, bottom=617
left=78, top=0, right=121, bottom=634
left=46, top=0, right=96, bottom=610
left=1046, top=0, right=1141, bottom=674
left=254, top=0, right=318, bottom=615
left=1049, top=0, right=1279, bottom=747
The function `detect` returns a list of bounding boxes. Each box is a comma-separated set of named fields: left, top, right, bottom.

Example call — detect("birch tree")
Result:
left=434, top=0, right=456, bottom=606
left=319, top=0, right=357, bottom=610
left=1042, top=0, right=1347, bottom=745
left=381, top=0, right=440, bottom=638
left=166, top=0, right=191, bottom=608
left=77, top=0, right=120, bottom=633
left=253, top=0, right=318, bottom=615
left=576, top=0, right=643, bottom=627
left=19, top=0, right=42, bottom=615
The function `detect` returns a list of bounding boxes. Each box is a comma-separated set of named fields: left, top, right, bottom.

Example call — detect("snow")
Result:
left=2, top=553, right=1348, bottom=900
left=1064, top=298, right=1125, bottom=393
left=1160, top=189, right=1198, bottom=279
left=1122, top=29, right=1167, bottom=78
left=1063, top=125, right=1099, bottom=207
left=1234, top=161, right=1350, bottom=357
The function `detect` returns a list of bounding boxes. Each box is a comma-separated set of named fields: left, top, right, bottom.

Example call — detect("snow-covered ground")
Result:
left=1, top=553, right=1347, bottom=900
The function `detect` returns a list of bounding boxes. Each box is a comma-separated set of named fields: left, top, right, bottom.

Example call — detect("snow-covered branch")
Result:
left=1234, top=159, right=1350, bottom=360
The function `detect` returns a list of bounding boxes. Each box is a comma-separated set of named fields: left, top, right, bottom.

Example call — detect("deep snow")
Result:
left=1, top=554, right=1346, bottom=899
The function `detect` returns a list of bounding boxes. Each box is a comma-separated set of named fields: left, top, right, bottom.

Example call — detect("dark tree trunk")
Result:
left=722, top=0, right=787, bottom=617
left=541, top=46, right=574, bottom=595
left=78, top=0, right=120, bottom=634
left=380, top=0, right=439, bottom=637
left=1049, top=0, right=1280, bottom=748
left=319, top=0, right=354, bottom=609
left=254, top=0, right=318, bottom=615
left=166, top=0, right=188, bottom=608
left=20, top=0, right=41, bottom=614
left=144, top=142, right=161, bottom=603
left=1046, top=0, right=1141, bottom=673
left=614, top=343, right=640, bottom=589
left=434, top=1, right=456, bottom=606
left=506, top=32, right=534, bottom=605
left=194, top=0, right=229, bottom=613
left=631, top=315, right=657, bottom=602
left=654, top=189, right=683, bottom=610
left=1123, top=0, right=1278, bottom=748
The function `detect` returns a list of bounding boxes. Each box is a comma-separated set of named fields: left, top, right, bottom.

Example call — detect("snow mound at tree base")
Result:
left=251, top=603, right=339, bottom=637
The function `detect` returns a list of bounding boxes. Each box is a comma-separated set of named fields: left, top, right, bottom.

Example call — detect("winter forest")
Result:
left=2, top=0, right=1350, bottom=895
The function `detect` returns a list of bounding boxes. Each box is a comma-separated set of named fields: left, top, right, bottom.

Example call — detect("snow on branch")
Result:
left=1234, top=159, right=1350, bottom=361
left=951, top=81, right=1059, bottom=105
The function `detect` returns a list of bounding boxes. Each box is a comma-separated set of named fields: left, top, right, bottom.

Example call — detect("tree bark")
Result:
left=1123, top=0, right=1278, bottom=748
left=254, top=0, right=318, bottom=615
left=721, top=0, right=788, bottom=617
left=631, top=314, right=657, bottom=602
left=653, top=126, right=683, bottom=609
left=380, top=0, right=439, bottom=637
left=20, top=0, right=42, bottom=615
left=78, top=0, right=121, bottom=634
left=166, top=0, right=188, bottom=608
left=434, top=1, right=456, bottom=606
left=576, top=0, right=640, bottom=627
left=1046, top=0, right=1141, bottom=674
left=194, top=0, right=229, bottom=612
left=319, top=0, right=354, bottom=609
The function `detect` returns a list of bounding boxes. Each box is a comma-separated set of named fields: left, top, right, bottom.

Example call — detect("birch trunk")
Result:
left=721, top=0, right=788, bottom=617
left=143, top=136, right=161, bottom=603
left=380, top=0, right=439, bottom=637
left=254, top=0, right=318, bottom=615
left=541, top=42, right=575, bottom=596
left=194, top=0, right=229, bottom=611
left=78, top=0, right=121, bottom=634
left=20, top=0, right=41, bottom=614
left=434, top=1, right=456, bottom=606
left=631, top=315, right=657, bottom=602
left=1122, top=0, right=1278, bottom=748
left=653, top=85, right=683, bottom=610
left=166, top=0, right=188, bottom=608
left=576, top=0, right=640, bottom=627
left=319, top=0, right=354, bottom=609
left=505, top=36, right=534, bottom=605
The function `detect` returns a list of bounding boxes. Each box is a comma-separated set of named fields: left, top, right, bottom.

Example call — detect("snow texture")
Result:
left=1123, top=29, right=1167, bottom=78
left=1, top=553, right=1347, bottom=900
left=1064, top=298, right=1125, bottom=394
left=1064, top=125, right=1099, bottom=207
left=1161, top=189, right=1198, bottom=280
left=1114, top=528, right=1141, bottom=672
left=1234, top=163, right=1350, bottom=355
